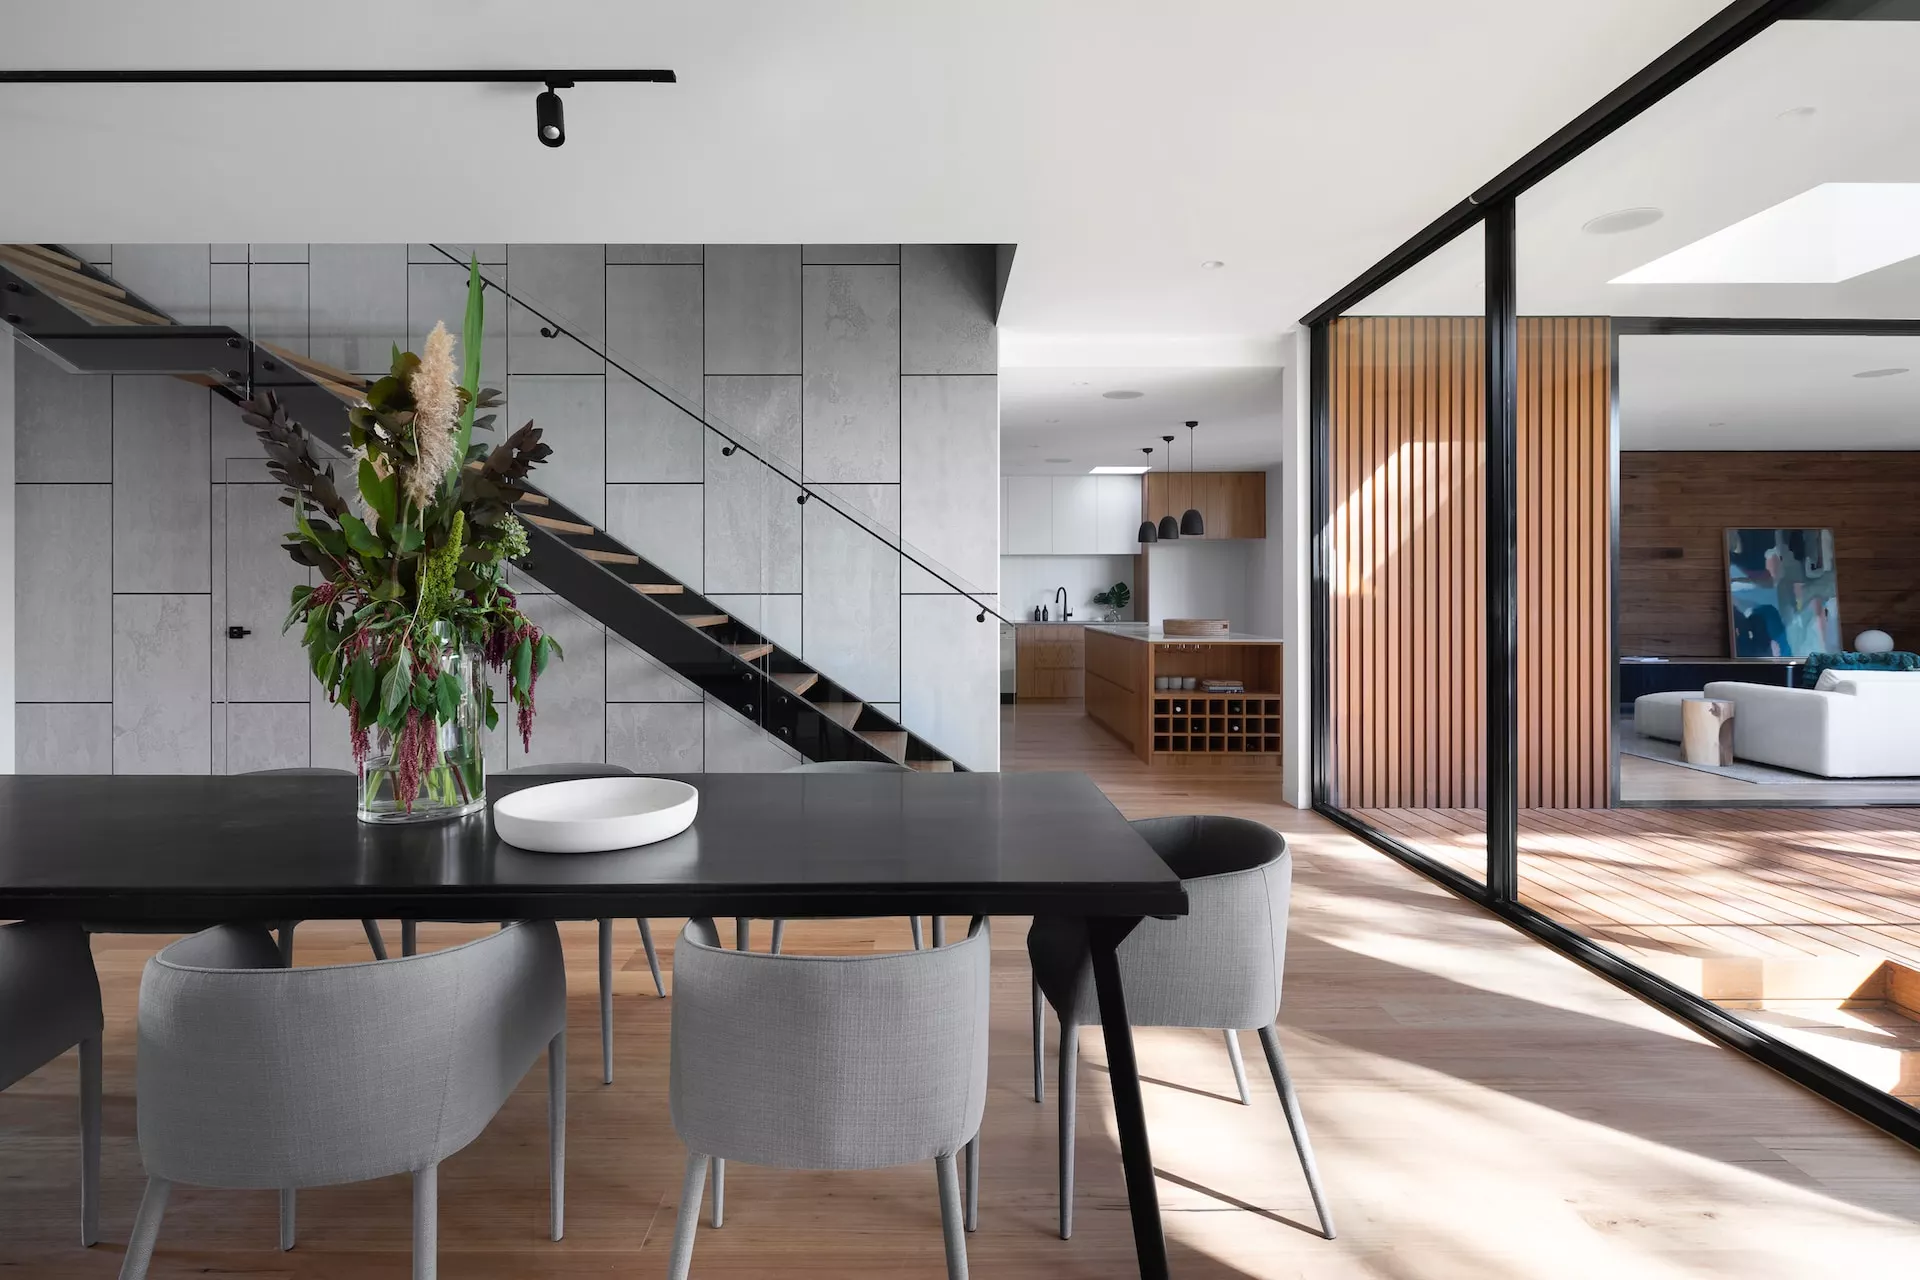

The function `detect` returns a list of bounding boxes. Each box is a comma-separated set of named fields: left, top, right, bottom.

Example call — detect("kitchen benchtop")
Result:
left=1086, top=624, right=1284, bottom=644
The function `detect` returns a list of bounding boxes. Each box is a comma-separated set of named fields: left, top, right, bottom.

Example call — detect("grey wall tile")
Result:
left=803, top=265, right=899, bottom=483
left=17, top=484, right=112, bottom=700
left=804, top=245, right=899, bottom=264
left=211, top=244, right=246, bottom=263
left=113, top=594, right=212, bottom=774
left=507, top=596, right=607, bottom=767
left=607, top=702, right=704, bottom=772
left=607, top=484, right=703, bottom=591
left=109, top=245, right=210, bottom=322
left=709, top=594, right=803, bottom=658
left=507, top=375, right=605, bottom=525
left=902, top=593, right=1000, bottom=771
left=15, top=346, right=110, bottom=481
left=608, top=634, right=701, bottom=702
left=703, top=379, right=801, bottom=595
left=221, top=483, right=312, bottom=702
left=803, top=498, right=900, bottom=701
left=113, top=377, right=210, bottom=591
left=210, top=394, right=271, bottom=482
left=309, top=244, right=409, bottom=376
left=702, top=699, right=800, bottom=772
left=410, top=243, right=507, bottom=265
left=410, top=262, right=509, bottom=397
left=901, top=375, right=999, bottom=593
left=705, top=246, right=801, bottom=374
left=250, top=245, right=309, bottom=263
left=606, top=264, right=704, bottom=482
left=901, top=245, right=998, bottom=375
left=507, top=245, right=605, bottom=374
left=247, top=264, right=311, bottom=355
left=607, top=245, right=703, bottom=264
left=210, top=262, right=248, bottom=332
left=17, top=704, right=114, bottom=774
left=68, top=244, right=113, bottom=265
left=225, top=703, right=310, bottom=773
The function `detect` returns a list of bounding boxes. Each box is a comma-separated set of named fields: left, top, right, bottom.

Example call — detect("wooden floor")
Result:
left=1619, top=750, right=1920, bottom=805
left=6, top=704, right=1920, bottom=1276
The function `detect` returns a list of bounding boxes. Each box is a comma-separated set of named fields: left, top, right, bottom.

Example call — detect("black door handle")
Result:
left=227, top=625, right=252, bottom=639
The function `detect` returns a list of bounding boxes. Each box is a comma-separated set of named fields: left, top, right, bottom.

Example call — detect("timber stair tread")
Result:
left=726, top=643, right=774, bottom=662
left=814, top=700, right=863, bottom=729
left=512, top=493, right=551, bottom=507
left=860, top=730, right=910, bottom=758
left=522, top=513, right=597, bottom=536
left=0, top=246, right=171, bottom=326
left=909, top=759, right=956, bottom=772
left=681, top=614, right=729, bottom=628
left=772, top=671, right=820, bottom=696
left=631, top=583, right=685, bottom=595
left=579, top=549, right=640, bottom=565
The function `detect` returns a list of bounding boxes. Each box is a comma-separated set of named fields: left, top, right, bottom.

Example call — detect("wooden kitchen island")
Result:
left=1084, top=624, right=1283, bottom=765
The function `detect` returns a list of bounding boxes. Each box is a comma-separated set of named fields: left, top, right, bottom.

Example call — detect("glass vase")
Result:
left=356, top=622, right=488, bottom=825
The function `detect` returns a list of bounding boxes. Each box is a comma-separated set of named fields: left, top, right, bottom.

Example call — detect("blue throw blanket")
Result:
left=1800, top=650, right=1920, bottom=687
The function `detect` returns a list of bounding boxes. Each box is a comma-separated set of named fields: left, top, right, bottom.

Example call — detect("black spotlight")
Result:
left=536, top=81, right=570, bottom=147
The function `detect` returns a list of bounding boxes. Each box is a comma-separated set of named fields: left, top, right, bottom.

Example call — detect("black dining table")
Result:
left=0, top=768, right=1187, bottom=1278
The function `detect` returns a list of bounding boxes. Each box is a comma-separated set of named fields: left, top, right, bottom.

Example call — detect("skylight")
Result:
left=1089, top=465, right=1152, bottom=474
left=1611, top=183, right=1920, bottom=285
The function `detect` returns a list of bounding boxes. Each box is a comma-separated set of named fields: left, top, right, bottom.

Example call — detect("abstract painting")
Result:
left=1726, top=527, right=1841, bottom=657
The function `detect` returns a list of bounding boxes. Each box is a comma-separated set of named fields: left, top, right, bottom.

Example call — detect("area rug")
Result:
left=1615, top=719, right=1920, bottom=786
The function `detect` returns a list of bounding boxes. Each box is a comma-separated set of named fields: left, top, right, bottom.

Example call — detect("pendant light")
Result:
left=1135, top=448, right=1159, bottom=543
left=1179, top=419, right=1205, bottom=536
left=1156, top=436, right=1181, bottom=541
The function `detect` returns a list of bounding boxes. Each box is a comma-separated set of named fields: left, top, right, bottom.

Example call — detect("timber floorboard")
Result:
left=2, top=700, right=1918, bottom=1276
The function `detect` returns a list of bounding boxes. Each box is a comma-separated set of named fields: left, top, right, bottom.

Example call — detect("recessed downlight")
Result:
left=1583, top=207, right=1664, bottom=235
left=1044, top=417, right=1061, bottom=424
left=1854, top=367, right=1909, bottom=379
left=1200, top=259, right=1225, bottom=269
left=1778, top=105, right=1818, bottom=121
left=1044, top=457, right=1072, bottom=464
left=1102, top=389, right=1145, bottom=400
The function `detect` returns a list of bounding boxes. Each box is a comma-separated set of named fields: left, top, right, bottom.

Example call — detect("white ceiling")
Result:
left=1620, top=334, right=1920, bottom=450
left=1000, top=366, right=1285, bottom=475
left=0, top=0, right=1722, bottom=346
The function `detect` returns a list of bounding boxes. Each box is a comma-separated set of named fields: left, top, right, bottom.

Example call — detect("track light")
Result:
left=536, top=80, right=570, bottom=147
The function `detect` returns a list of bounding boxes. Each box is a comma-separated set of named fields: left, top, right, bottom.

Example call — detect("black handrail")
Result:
left=427, top=243, right=1009, bottom=626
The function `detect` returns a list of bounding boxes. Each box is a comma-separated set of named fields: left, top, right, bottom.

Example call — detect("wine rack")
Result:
left=1150, top=694, right=1282, bottom=755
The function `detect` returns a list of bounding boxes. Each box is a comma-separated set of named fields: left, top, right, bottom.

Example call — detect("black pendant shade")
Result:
left=1157, top=514, right=1182, bottom=540
left=1137, top=519, right=1158, bottom=544
left=1179, top=419, right=1204, bottom=535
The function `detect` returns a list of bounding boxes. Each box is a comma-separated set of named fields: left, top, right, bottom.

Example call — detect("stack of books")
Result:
left=1200, top=678, right=1245, bottom=693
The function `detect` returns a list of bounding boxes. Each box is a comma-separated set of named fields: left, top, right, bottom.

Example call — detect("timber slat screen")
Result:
left=1329, top=315, right=1609, bottom=812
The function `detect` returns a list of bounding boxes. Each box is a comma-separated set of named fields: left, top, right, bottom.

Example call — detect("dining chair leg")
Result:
left=770, top=919, right=786, bottom=954
left=1224, top=1029, right=1251, bottom=1105
left=666, top=1153, right=709, bottom=1280
left=964, top=1133, right=980, bottom=1232
left=413, top=1162, right=439, bottom=1280
left=1057, top=1015, right=1079, bottom=1240
left=363, top=919, right=389, bottom=960
left=280, top=1188, right=296, bottom=1250
left=598, top=919, right=615, bottom=1084
left=79, top=1035, right=101, bottom=1247
left=549, top=1029, right=567, bottom=1241
left=1030, top=978, right=1045, bottom=1103
left=911, top=916, right=924, bottom=950
left=116, top=1177, right=170, bottom=1280
left=637, top=918, right=665, bottom=996
left=1259, top=1025, right=1336, bottom=1240
left=932, top=916, right=947, bottom=947
left=711, top=1156, right=726, bottom=1227
left=734, top=917, right=750, bottom=951
left=276, top=922, right=295, bottom=966
left=934, top=1152, right=969, bottom=1280
left=402, top=921, right=418, bottom=956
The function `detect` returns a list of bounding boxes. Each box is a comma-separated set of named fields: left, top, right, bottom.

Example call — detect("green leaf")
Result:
left=483, top=683, right=500, bottom=731
left=338, top=512, right=386, bottom=558
left=358, top=457, right=398, bottom=528
left=348, top=654, right=377, bottom=712
left=511, top=636, right=533, bottom=693
left=395, top=522, right=425, bottom=554
left=380, top=647, right=415, bottom=718
left=536, top=633, right=561, bottom=675
left=434, top=670, right=461, bottom=722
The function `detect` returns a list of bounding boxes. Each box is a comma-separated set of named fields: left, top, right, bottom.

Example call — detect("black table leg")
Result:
left=1089, top=916, right=1169, bottom=1279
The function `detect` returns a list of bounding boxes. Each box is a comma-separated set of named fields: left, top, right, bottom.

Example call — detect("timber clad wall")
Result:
left=1619, top=451, right=1920, bottom=659
left=1328, top=316, right=1610, bottom=811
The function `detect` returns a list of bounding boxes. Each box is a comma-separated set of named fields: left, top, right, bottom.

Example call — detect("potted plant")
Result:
left=1092, top=581, right=1132, bottom=623
left=247, top=261, right=561, bottom=823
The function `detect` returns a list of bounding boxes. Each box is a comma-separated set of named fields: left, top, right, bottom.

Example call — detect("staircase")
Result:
left=1, top=242, right=970, bottom=772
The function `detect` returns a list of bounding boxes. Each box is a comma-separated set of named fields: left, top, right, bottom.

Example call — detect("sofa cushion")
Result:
left=1816, top=667, right=1920, bottom=692
left=1632, top=690, right=1702, bottom=743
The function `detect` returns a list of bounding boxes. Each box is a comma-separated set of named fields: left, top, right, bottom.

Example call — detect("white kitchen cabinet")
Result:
left=1005, top=475, right=1054, bottom=554
left=1050, top=476, right=1100, bottom=555
left=1095, top=474, right=1143, bottom=554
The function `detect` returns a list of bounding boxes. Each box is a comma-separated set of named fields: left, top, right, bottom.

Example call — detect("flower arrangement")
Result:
left=246, top=260, right=561, bottom=815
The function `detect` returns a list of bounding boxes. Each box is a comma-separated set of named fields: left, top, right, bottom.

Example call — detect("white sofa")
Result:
left=1702, top=670, right=1920, bottom=778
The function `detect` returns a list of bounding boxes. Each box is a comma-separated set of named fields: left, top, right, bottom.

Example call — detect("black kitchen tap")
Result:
left=1054, top=586, right=1072, bottom=621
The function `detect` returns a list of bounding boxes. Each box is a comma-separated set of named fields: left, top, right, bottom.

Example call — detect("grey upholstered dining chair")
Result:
left=764, top=761, right=921, bottom=957
left=503, top=763, right=666, bottom=1086
left=1027, top=814, right=1335, bottom=1241
left=665, top=915, right=990, bottom=1280
left=246, top=767, right=391, bottom=963
left=117, top=920, right=568, bottom=1280
left=0, top=921, right=103, bottom=1247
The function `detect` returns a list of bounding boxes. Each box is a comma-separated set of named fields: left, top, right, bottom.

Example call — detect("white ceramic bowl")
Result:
left=493, top=777, right=699, bottom=854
